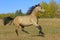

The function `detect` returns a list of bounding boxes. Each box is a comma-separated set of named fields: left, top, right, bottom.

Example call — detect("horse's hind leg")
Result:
left=20, top=25, right=24, bottom=31
left=15, top=26, right=19, bottom=36
left=20, top=25, right=29, bottom=34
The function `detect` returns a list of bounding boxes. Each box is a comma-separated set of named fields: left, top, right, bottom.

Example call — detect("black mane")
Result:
left=26, top=4, right=40, bottom=15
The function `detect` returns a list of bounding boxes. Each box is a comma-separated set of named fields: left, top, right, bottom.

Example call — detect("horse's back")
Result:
left=13, top=16, right=32, bottom=25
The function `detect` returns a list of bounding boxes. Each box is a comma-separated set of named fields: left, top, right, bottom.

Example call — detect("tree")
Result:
left=15, top=10, right=19, bottom=17
left=47, top=0, right=58, bottom=18
left=15, top=9, right=24, bottom=17
left=55, top=5, right=60, bottom=18
left=19, top=10, right=24, bottom=16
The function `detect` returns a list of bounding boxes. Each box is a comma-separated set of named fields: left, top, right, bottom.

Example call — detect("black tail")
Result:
left=3, top=16, right=14, bottom=25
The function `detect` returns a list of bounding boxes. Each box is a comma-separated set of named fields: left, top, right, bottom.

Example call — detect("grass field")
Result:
left=0, top=18, right=60, bottom=40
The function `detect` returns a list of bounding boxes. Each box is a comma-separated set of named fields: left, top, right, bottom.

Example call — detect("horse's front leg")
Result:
left=37, top=25, right=44, bottom=36
left=33, top=22, right=44, bottom=36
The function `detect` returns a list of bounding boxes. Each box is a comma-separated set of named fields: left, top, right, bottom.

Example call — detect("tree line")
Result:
left=0, top=0, right=60, bottom=19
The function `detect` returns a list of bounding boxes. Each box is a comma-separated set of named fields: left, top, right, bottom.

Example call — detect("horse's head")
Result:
left=26, top=4, right=45, bottom=16
left=35, top=4, right=45, bottom=14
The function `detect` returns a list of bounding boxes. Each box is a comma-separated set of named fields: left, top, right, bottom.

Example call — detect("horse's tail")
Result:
left=3, top=17, right=14, bottom=25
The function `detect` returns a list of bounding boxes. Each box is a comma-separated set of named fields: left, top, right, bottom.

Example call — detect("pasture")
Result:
left=0, top=18, right=60, bottom=40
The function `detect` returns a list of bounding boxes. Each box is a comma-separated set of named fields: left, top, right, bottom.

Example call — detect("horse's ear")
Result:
left=38, top=4, right=42, bottom=8
left=35, top=5, right=38, bottom=7
left=38, top=4, right=40, bottom=6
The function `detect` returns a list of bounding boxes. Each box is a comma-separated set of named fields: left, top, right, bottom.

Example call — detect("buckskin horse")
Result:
left=3, top=4, right=45, bottom=36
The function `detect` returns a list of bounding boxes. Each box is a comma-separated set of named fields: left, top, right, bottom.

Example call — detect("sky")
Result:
left=0, top=0, right=60, bottom=14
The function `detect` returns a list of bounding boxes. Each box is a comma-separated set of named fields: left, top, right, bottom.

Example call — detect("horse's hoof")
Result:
left=39, top=32, right=45, bottom=37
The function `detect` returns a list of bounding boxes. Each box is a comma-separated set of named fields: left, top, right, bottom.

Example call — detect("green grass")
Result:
left=0, top=18, right=60, bottom=40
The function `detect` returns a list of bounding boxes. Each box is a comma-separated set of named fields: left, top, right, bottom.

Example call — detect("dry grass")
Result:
left=0, top=18, right=60, bottom=40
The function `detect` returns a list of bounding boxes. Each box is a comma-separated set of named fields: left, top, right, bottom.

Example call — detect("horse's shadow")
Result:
left=31, top=34, right=45, bottom=37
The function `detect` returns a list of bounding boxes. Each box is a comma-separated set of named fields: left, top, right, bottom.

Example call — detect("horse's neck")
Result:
left=30, top=9, right=38, bottom=18
left=30, top=9, right=39, bottom=24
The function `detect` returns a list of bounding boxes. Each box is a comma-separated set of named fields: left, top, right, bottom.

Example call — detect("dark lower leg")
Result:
left=37, top=25, right=44, bottom=35
left=20, top=25, right=29, bottom=34
left=20, top=25, right=24, bottom=31
left=15, top=26, right=19, bottom=36
left=15, top=29, right=18, bottom=36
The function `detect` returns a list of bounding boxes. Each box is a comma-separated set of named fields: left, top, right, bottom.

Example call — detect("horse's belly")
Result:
left=20, top=19, right=32, bottom=25
left=21, top=21, right=32, bottom=25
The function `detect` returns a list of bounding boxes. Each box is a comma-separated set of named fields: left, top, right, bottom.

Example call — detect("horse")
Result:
left=3, top=4, right=45, bottom=36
